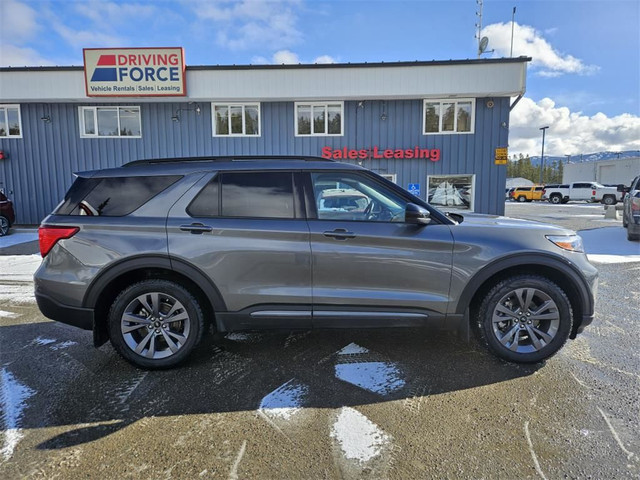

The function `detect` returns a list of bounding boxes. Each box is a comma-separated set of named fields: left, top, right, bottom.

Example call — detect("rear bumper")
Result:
left=36, top=292, right=94, bottom=330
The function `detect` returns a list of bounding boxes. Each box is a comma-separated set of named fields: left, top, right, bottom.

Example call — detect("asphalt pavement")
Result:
left=0, top=202, right=638, bottom=479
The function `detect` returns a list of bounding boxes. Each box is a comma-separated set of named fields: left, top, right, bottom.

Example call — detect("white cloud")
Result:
left=0, top=44, right=53, bottom=67
left=252, top=50, right=336, bottom=65
left=273, top=49, right=300, bottom=64
left=509, top=97, right=640, bottom=156
left=483, top=22, right=599, bottom=77
left=74, top=1, right=159, bottom=25
left=0, top=0, right=39, bottom=44
left=194, top=0, right=303, bottom=51
left=51, top=22, right=123, bottom=49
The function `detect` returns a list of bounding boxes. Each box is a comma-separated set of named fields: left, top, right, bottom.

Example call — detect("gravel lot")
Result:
left=1, top=202, right=638, bottom=479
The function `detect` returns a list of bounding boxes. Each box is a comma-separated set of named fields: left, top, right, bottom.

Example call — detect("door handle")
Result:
left=323, top=229, right=356, bottom=240
left=180, top=223, right=213, bottom=234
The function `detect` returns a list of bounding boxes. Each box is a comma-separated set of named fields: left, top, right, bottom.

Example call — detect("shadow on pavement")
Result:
left=0, top=320, right=541, bottom=450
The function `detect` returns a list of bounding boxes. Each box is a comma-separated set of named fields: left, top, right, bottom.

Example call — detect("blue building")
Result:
left=0, top=56, right=530, bottom=224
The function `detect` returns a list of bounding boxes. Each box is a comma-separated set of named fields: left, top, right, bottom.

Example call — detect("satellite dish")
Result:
left=479, top=36, right=489, bottom=54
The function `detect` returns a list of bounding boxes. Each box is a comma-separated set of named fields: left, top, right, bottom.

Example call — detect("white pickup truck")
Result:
left=543, top=182, right=622, bottom=205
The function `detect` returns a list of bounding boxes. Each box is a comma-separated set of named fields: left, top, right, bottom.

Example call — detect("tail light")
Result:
left=632, top=194, right=640, bottom=213
left=592, top=190, right=596, bottom=196
left=39, top=226, right=79, bottom=257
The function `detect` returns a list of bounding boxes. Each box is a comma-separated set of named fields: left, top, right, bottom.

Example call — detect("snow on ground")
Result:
left=0, top=255, right=41, bottom=282
left=258, top=379, right=308, bottom=420
left=0, top=368, right=36, bottom=461
left=0, top=310, right=19, bottom=319
left=0, top=232, right=38, bottom=249
left=335, top=361, right=405, bottom=396
left=50, top=340, right=78, bottom=350
left=31, top=337, right=56, bottom=346
left=337, top=343, right=369, bottom=355
left=225, top=332, right=264, bottom=342
left=0, top=284, right=35, bottom=304
left=331, top=407, right=390, bottom=463
left=579, top=227, right=640, bottom=264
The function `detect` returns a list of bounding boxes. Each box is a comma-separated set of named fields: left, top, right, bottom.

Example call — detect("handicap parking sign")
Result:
left=408, top=183, right=420, bottom=196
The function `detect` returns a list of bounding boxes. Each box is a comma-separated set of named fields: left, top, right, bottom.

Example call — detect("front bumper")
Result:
left=36, top=292, right=94, bottom=330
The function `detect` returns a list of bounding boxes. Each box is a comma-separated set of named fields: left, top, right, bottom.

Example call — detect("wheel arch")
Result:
left=84, top=255, right=226, bottom=347
left=456, top=253, right=593, bottom=339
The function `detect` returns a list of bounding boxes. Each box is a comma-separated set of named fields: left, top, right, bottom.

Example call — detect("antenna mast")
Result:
left=475, top=0, right=483, bottom=58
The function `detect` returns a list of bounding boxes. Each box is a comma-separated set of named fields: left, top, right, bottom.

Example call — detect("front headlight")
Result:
left=546, top=234, right=584, bottom=253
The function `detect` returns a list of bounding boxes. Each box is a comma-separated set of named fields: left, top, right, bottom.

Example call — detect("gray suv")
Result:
left=35, top=157, right=598, bottom=369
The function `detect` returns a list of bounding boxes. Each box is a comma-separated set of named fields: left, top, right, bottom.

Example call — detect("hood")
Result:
left=450, top=212, right=575, bottom=235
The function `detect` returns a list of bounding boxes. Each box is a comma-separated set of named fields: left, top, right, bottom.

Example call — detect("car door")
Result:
left=166, top=170, right=312, bottom=330
left=572, top=183, right=591, bottom=200
left=304, top=170, right=454, bottom=328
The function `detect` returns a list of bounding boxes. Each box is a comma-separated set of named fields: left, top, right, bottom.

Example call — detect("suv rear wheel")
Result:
left=517, top=196, right=526, bottom=202
left=0, top=216, right=9, bottom=236
left=476, top=275, right=572, bottom=363
left=549, top=194, right=562, bottom=204
left=108, top=279, right=204, bottom=369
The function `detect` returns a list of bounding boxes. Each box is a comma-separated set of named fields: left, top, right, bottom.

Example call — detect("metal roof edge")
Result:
left=0, top=57, right=532, bottom=73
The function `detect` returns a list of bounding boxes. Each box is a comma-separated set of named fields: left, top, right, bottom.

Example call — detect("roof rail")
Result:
left=123, top=155, right=334, bottom=167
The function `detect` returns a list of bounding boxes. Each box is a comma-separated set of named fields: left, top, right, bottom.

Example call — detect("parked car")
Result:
left=505, top=187, right=515, bottom=200
left=0, top=191, right=15, bottom=236
left=35, top=156, right=598, bottom=369
left=543, top=182, right=621, bottom=205
left=622, top=174, right=640, bottom=241
left=509, top=185, right=545, bottom=202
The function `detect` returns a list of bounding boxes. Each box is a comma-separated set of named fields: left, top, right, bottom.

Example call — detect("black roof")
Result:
left=80, top=156, right=363, bottom=178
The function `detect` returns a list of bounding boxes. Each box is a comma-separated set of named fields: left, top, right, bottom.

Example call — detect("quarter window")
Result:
left=79, top=106, right=141, bottom=138
left=295, top=102, right=343, bottom=136
left=423, top=99, right=475, bottom=134
left=212, top=103, right=260, bottom=136
left=0, top=105, right=22, bottom=138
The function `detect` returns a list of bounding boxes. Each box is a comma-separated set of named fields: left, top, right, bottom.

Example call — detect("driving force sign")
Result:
left=83, top=47, right=186, bottom=97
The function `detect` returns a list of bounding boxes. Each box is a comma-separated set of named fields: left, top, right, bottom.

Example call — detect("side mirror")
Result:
left=405, top=203, right=431, bottom=225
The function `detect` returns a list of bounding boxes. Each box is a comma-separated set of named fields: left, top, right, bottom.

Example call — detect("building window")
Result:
left=212, top=103, right=260, bottom=136
left=427, top=174, right=475, bottom=211
left=0, top=105, right=22, bottom=138
left=295, top=102, right=343, bottom=136
left=423, top=99, right=475, bottom=135
left=79, top=106, right=141, bottom=138
left=378, top=173, right=397, bottom=184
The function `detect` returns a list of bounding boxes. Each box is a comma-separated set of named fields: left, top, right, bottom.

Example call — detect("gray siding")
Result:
left=0, top=98, right=509, bottom=224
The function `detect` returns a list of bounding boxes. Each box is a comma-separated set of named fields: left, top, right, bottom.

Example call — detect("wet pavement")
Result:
left=1, top=203, right=638, bottom=479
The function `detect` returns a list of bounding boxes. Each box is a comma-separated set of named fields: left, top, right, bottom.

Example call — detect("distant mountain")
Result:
left=528, top=150, right=640, bottom=166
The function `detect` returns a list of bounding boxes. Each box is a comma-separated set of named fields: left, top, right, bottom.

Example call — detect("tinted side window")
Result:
left=221, top=172, right=294, bottom=219
left=534, top=187, right=544, bottom=191
left=188, top=177, right=219, bottom=217
left=573, top=183, right=590, bottom=189
left=55, top=176, right=181, bottom=216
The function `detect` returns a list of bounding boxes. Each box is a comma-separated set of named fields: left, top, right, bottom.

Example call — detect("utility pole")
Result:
left=539, top=126, right=549, bottom=184
left=510, top=7, right=516, bottom=57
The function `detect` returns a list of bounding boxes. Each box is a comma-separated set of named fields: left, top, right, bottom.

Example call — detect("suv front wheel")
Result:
left=477, top=275, right=572, bottom=363
left=108, top=280, right=204, bottom=369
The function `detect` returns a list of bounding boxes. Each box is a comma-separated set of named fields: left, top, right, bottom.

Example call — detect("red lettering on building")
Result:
left=320, top=146, right=441, bottom=161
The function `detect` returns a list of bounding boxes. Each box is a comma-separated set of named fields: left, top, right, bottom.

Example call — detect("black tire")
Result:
left=0, top=215, right=9, bottom=236
left=476, top=275, right=573, bottom=363
left=628, top=228, right=640, bottom=241
left=602, top=195, right=616, bottom=206
left=623, top=212, right=628, bottom=228
left=517, top=196, right=526, bottom=203
left=549, top=194, right=562, bottom=204
left=108, top=279, right=204, bottom=369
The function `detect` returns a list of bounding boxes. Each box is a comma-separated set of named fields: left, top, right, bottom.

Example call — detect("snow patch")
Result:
left=579, top=227, right=640, bottom=263
left=331, top=407, right=390, bottom=463
left=32, top=337, right=56, bottom=346
left=0, top=254, right=41, bottom=282
left=335, top=362, right=405, bottom=395
left=0, top=284, right=35, bottom=304
left=50, top=341, right=78, bottom=351
left=225, top=332, right=263, bottom=342
left=0, top=310, right=19, bottom=319
left=258, top=379, right=307, bottom=420
left=337, top=343, right=369, bottom=355
left=1, top=368, right=35, bottom=461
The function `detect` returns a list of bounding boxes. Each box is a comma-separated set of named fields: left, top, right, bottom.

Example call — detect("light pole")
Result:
left=539, top=126, right=549, bottom=184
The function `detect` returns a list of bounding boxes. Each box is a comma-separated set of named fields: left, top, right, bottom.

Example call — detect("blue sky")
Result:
left=1, top=0, right=639, bottom=156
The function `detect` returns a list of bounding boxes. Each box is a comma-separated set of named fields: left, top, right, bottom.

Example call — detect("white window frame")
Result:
left=211, top=103, right=261, bottom=137
left=379, top=173, right=397, bottom=184
left=0, top=104, right=23, bottom=139
left=294, top=101, right=344, bottom=137
left=422, top=98, right=476, bottom=135
left=78, top=106, right=142, bottom=138
left=426, top=173, right=476, bottom=212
